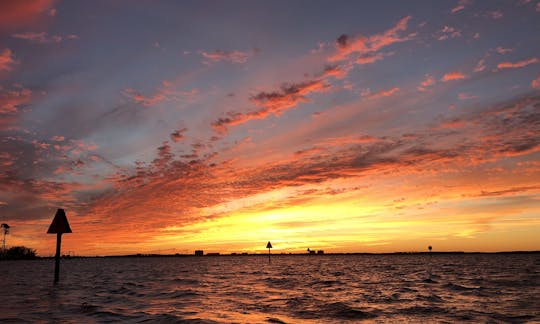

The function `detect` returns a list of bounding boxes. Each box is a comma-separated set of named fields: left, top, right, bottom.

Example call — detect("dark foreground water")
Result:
left=1, top=254, right=539, bottom=323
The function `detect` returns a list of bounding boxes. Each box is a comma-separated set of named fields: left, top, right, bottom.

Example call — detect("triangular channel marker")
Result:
left=47, top=208, right=72, bottom=283
left=266, top=241, right=272, bottom=249
left=47, top=209, right=72, bottom=234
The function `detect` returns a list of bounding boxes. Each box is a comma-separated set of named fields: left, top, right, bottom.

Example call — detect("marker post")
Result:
left=47, top=209, right=72, bottom=284
left=266, top=241, right=272, bottom=264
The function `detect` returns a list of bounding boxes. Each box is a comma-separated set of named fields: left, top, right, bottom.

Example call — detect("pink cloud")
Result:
left=451, top=0, right=471, bottom=13
left=0, top=49, right=16, bottom=72
left=437, top=26, right=461, bottom=41
left=0, top=0, right=56, bottom=31
left=50, top=135, right=65, bottom=142
left=441, top=71, right=466, bottom=82
left=495, top=47, right=513, bottom=54
left=458, top=93, right=479, bottom=100
left=532, top=75, right=540, bottom=89
left=200, top=48, right=258, bottom=64
left=474, top=58, right=486, bottom=72
left=0, top=85, right=32, bottom=114
left=417, top=74, right=435, bottom=91
left=497, top=57, right=538, bottom=69
left=12, top=31, right=78, bottom=43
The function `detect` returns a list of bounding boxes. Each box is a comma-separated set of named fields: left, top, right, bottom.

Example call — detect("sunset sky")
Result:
left=1, top=0, right=539, bottom=256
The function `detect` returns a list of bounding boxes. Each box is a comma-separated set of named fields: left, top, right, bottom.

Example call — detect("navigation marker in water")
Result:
left=47, top=208, right=72, bottom=284
left=266, top=241, right=272, bottom=264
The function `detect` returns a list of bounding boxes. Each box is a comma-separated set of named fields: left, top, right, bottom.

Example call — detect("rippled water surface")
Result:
left=1, top=254, right=539, bottom=323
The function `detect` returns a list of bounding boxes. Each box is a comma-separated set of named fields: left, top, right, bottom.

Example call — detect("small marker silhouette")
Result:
left=266, top=241, right=272, bottom=264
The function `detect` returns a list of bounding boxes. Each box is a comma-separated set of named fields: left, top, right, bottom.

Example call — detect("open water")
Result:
left=1, top=253, right=539, bottom=323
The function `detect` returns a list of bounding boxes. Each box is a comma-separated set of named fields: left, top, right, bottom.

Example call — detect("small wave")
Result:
left=399, top=305, right=449, bottom=315
left=320, top=301, right=378, bottom=320
left=266, top=317, right=288, bottom=324
left=169, top=289, right=201, bottom=298
left=173, top=278, right=200, bottom=285
left=416, top=294, right=444, bottom=302
left=443, top=282, right=479, bottom=291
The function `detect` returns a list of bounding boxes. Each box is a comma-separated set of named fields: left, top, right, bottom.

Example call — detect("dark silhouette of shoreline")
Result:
left=20, top=250, right=539, bottom=260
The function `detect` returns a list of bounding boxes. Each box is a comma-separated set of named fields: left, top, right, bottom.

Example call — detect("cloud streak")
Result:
left=497, top=57, right=538, bottom=69
left=12, top=31, right=78, bottom=43
left=200, top=48, right=258, bottom=65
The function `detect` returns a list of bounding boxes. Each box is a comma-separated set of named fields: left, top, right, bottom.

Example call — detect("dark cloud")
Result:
left=170, top=127, right=187, bottom=143
left=212, top=79, right=329, bottom=133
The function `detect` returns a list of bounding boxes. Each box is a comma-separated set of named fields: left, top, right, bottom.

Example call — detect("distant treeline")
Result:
left=0, top=246, right=37, bottom=260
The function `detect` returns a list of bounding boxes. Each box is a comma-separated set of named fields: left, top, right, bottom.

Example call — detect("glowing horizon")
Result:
left=1, top=0, right=539, bottom=256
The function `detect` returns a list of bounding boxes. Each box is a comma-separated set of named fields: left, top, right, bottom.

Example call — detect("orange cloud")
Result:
left=319, top=65, right=349, bottom=79
left=497, top=57, right=538, bottom=69
left=0, top=0, right=56, bottom=31
left=361, top=87, right=400, bottom=99
left=532, top=75, right=540, bottom=89
left=329, top=16, right=412, bottom=62
left=213, top=79, right=329, bottom=133
left=0, top=48, right=16, bottom=72
left=441, top=71, right=466, bottom=82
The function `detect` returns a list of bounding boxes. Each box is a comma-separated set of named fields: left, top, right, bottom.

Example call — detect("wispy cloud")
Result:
left=200, top=48, right=258, bottom=65
left=123, top=81, right=198, bottom=107
left=497, top=57, right=538, bottom=69
left=12, top=31, right=78, bottom=43
left=329, top=16, right=412, bottom=62
left=213, top=79, right=329, bottom=133
left=495, top=47, right=513, bottom=54
left=441, top=71, right=467, bottom=82
left=474, top=58, right=486, bottom=72
left=436, top=26, right=461, bottom=41
left=417, top=74, right=435, bottom=91
left=451, top=0, right=471, bottom=13
left=361, top=87, right=400, bottom=99
left=487, top=10, right=504, bottom=19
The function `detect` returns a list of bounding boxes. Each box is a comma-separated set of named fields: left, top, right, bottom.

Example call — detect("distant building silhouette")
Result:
left=194, top=250, right=204, bottom=256
left=317, top=250, right=324, bottom=254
